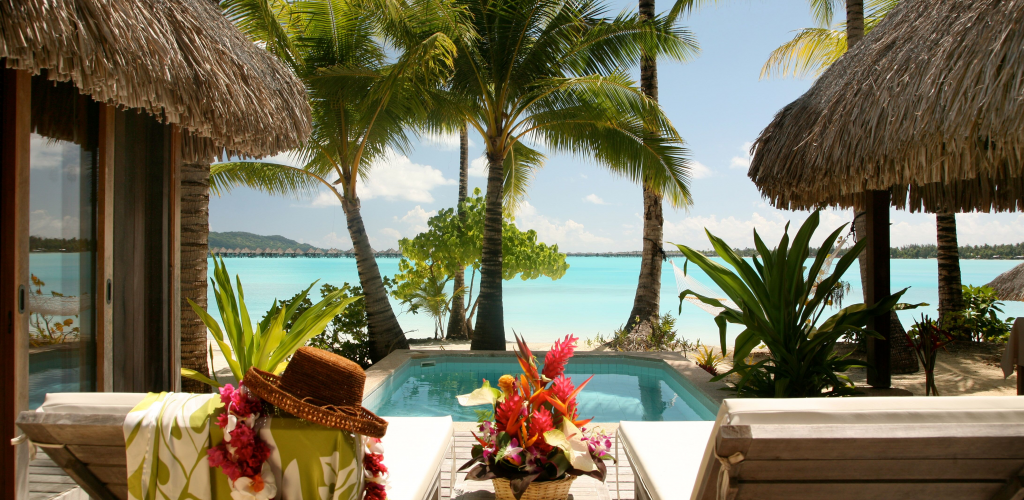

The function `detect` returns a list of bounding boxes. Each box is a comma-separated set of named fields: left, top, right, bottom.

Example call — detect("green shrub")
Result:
left=943, top=285, right=1014, bottom=342
left=277, top=280, right=391, bottom=369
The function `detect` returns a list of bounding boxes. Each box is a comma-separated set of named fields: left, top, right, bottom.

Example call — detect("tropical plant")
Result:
left=673, top=211, right=920, bottom=397
left=693, top=344, right=723, bottom=376
left=393, top=190, right=569, bottom=339
left=456, top=334, right=614, bottom=495
left=427, top=0, right=698, bottom=350
left=608, top=313, right=685, bottom=352
left=943, top=285, right=1015, bottom=343
left=211, top=0, right=464, bottom=362
left=393, top=262, right=457, bottom=339
left=277, top=281, right=385, bottom=368
left=906, top=315, right=954, bottom=396
left=181, top=258, right=359, bottom=388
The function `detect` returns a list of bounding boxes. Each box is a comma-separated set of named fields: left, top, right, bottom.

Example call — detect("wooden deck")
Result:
left=29, top=456, right=84, bottom=500
left=442, top=431, right=636, bottom=500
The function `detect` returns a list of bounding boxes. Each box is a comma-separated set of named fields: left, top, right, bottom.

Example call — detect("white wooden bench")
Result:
left=17, top=393, right=454, bottom=500
left=618, top=397, right=1024, bottom=500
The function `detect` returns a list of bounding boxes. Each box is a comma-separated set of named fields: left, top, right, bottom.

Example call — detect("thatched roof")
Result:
left=749, top=0, right=1024, bottom=213
left=1, top=0, right=311, bottom=161
left=986, top=262, right=1024, bottom=301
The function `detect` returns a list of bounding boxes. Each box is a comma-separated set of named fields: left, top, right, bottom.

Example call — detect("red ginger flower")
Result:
left=495, top=391, right=525, bottom=432
left=551, top=376, right=578, bottom=421
left=542, top=335, right=577, bottom=380
left=528, top=407, right=554, bottom=452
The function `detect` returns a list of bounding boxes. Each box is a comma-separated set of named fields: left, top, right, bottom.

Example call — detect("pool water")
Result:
left=364, top=357, right=718, bottom=422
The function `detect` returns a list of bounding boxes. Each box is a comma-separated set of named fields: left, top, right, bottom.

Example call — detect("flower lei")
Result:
left=208, top=383, right=389, bottom=500
left=208, top=384, right=276, bottom=500
left=363, top=437, right=388, bottom=500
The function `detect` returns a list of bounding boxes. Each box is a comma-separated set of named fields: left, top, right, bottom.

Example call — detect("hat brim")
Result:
left=244, top=367, right=388, bottom=438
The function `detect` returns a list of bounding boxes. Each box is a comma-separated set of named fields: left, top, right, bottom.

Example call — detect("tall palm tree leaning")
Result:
left=211, top=0, right=459, bottom=362
left=446, top=124, right=471, bottom=340
left=427, top=0, right=698, bottom=349
left=757, top=0, right=964, bottom=321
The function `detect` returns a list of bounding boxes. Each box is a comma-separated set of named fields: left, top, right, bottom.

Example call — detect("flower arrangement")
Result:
left=208, top=384, right=276, bottom=500
left=907, top=315, right=955, bottom=396
left=457, top=334, right=614, bottom=498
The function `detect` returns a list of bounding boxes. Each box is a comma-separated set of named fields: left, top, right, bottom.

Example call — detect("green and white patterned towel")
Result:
left=124, top=392, right=363, bottom=500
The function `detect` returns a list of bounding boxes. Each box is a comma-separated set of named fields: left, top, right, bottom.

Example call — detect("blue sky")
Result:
left=211, top=0, right=1024, bottom=252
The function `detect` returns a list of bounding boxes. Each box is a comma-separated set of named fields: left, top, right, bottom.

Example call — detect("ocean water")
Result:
left=204, top=256, right=1024, bottom=346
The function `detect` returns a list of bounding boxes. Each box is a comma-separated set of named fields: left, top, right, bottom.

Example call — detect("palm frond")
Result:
left=760, top=27, right=845, bottom=80
left=210, top=161, right=328, bottom=200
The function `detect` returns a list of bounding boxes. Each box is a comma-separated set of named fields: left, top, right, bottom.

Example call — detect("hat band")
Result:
left=299, top=396, right=362, bottom=417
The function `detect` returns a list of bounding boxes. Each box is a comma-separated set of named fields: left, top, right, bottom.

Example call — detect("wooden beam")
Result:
left=96, top=104, right=115, bottom=392
left=865, top=190, right=892, bottom=388
left=1, top=67, right=31, bottom=500
left=168, top=125, right=182, bottom=392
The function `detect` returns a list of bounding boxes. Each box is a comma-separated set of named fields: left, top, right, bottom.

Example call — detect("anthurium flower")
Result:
left=542, top=335, right=578, bottom=380
left=542, top=419, right=596, bottom=472
left=457, top=379, right=502, bottom=407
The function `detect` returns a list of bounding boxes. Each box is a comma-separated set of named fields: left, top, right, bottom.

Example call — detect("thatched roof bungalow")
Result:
left=747, top=0, right=1024, bottom=388
left=749, top=0, right=1024, bottom=213
left=1, top=0, right=311, bottom=494
left=987, top=263, right=1024, bottom=302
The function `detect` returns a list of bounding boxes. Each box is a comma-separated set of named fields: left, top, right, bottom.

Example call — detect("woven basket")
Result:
left=492, top=476, right=575, bottom=500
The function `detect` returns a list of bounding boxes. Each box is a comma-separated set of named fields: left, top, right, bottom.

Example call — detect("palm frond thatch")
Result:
left=749, top=0, right=1024, bottom=213
left=1, top=0, right=312, bottom=161
left=986, top=263, right=1024, bottom=302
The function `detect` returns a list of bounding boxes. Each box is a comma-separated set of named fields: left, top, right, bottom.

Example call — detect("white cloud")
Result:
left=663, top=209, right=853, bottom=250
left=357, top=150, right=455, bottom=203
left=315, top=231, right=352, bottom=249
left=729, top=141, right=754, bottom=170
left=690, top=161, right=713, bottom=179
left=583, top=194, right=607, bottom=205
left=887, top=213, right=1024, bottom=247
left=29, top=210, right=80, bottom=239
left=401, top=205, right=436, bottom=234
left=421, top=131, right=474, bottom=151
left=514, top=201, right=614, bottom=251
left=469, top=156, right=488, bottom=177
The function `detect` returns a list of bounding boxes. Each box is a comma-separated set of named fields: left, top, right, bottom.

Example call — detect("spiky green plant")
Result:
left=181, top=257, right=359, bottom=388
left=673, top=211, right=920, bottom=397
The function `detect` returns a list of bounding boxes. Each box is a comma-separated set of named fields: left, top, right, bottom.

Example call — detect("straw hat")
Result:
left=244, top=347, right=388, bottom=438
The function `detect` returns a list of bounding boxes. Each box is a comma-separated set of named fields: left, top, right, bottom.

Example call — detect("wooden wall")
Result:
left=112, top=110, right=178, bottom=393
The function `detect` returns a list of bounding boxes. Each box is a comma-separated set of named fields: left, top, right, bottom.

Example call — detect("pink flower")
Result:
left=364, top=453, right=388, bottom=475
left=542, top=335, right=578, bottom=380
left=365, top=482, right=387, bottom=500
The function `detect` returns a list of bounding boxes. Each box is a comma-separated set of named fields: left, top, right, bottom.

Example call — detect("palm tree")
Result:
left=446, top=124, right=471, bottom=340
left=211, top=0, right=459, bottom=362
left=180, top=160, right=211, bottom=393
left=936, top=213, right=963, bottom=321
left=429, top=0, right=698, bottom=350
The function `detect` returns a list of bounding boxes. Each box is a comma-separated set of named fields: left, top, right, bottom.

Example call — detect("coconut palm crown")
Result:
left=211, top=0, right=465, bottom=362
left=426, top=0, right=699, bottom=349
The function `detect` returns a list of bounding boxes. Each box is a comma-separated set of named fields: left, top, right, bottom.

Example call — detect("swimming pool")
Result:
left=363, top=355, right=718, bottom=422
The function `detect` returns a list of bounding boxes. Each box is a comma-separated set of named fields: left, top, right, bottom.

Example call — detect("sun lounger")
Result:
left=16, top=393, right=454, bottom=500
left=618, top=397, right=1024, bottom=500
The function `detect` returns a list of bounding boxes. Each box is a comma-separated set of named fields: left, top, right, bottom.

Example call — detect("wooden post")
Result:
left=865, top=190, right=892, bottom=388
left=168, top=126, right=182, bottom=392
left=1, top=67, right=31, bottom=500
left=96, top=104, right=115, bottom=392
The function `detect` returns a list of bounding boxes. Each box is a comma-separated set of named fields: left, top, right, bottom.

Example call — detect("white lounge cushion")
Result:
left=39, top=392, right=147, bottom=415
left=716, top=396, right=1024, bottom=426
left=618, top=421, right=714, bottom=500
left=381, top=416, right=453, bottom=500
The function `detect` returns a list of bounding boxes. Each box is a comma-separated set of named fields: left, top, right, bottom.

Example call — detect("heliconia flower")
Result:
left=542, top=335, right=578, bottom=380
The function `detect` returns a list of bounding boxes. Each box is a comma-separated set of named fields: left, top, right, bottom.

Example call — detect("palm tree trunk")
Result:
left=180, top=161, right=210, bottom=393
left=446, top=125, right=470, bottom=340
left=471, top=151, right=506, bottom=350
left=342, top=196, right=409, bottom=361
left=936, top=213, right=964, bottom=321
left=626, top=0, right=663, bottom=334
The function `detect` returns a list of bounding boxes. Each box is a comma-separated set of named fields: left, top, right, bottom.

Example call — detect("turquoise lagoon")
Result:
left=204, top=256, right=1024, bottom=346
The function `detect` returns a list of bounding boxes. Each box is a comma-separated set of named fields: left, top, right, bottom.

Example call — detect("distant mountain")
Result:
left=209, top=232, right=319, bottom=252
